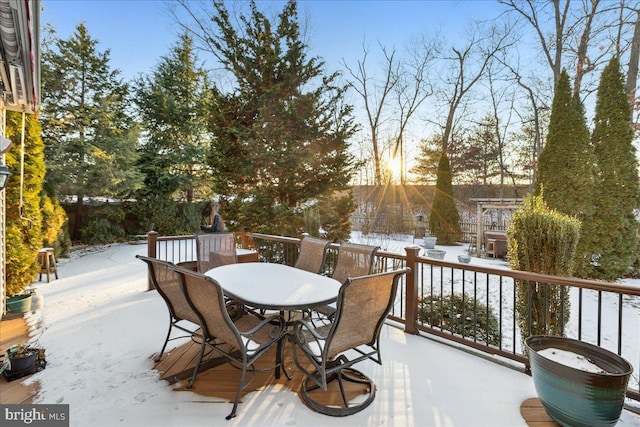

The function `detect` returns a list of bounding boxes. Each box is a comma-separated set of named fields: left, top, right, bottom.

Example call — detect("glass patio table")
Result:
left=204, top=262, right=342, bottom=378
left=205, top=262, right=341, bottom=311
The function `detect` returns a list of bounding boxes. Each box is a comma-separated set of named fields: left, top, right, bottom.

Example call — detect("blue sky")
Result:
left=41, top=0, right=503, bottom=81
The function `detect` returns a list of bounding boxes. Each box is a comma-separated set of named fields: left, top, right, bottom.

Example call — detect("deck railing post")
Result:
left=404, top=245, right=421, bottom=335
left=146, top=230, right=158, bottom=291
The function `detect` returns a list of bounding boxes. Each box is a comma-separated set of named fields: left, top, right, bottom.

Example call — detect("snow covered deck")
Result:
left=3, top=242, right=639, bottom=426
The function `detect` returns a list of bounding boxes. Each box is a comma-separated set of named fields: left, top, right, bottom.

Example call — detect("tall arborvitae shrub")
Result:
left=507, top=193, right=580, bottom=339
left=428, top=152, right=461, bottom=244
left=40, top=189, right=71, bottom=257
left=5, top=112, right=45, bottom=296
left=589, top=57, right=640, bottom=279
left=535, top=69, right=594, bottom=277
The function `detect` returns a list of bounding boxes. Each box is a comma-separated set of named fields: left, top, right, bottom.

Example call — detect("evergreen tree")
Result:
left=317, top=193, right=357, bottom=242
left=464, top=115, right=501, bottom=185
left=535, top=69, right=594, bottom=277
left=193, top=0, right=357, bottom=236
left=429, top=152, right=461, bottom=244
left=589, top=57, right=640, bottom=279
left=410, top=135, right=442, bottom=185
left=40, top=24, right=142, bottom=240
left=411, top=126, right=495, bottom=185
left=5, top=112, right=44, bottom=296
left=134, top=33, right=213, bottom=203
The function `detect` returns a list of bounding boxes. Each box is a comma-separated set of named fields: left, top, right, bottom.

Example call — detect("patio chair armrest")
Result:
left=239, top=313, right=286, bottom=343
left=291, top=319, right=332, bottom=360
left=293, top=318, right=327, bottom=339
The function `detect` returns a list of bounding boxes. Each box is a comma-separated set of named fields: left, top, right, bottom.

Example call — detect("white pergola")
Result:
left=469, top=198, right=524, bottom=253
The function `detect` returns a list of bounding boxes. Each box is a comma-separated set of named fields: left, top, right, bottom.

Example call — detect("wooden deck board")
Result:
left=157, top=340, right=553, bottom=420
left=154, top=339, right=368, bottom=405
left=0, top=314, right=40, bottom=404
left=155, top=340, right=237, bottom=385
left=0, top=378, right=39, bottom=404
left=520, top=397, right=560, bottom=426
left=0, top=315, right=31, bottom=350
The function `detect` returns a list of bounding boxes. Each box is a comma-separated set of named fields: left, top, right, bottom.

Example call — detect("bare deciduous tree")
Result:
left=392, top=34, right=439, bottom=184
left=572, top=0, right=601, bottom=94
left=485, top=64, right=518, bottom=198
left=343, top=43, right=398, bottom=185
left=436, top=22, right=513, bottom=153
left=602, top=0, right=640, bottom=124
left=497, top=56, right=549, bottom=187
left=500, top=0, right=621, bottom=97
left=499, top=0, right=570, bottom=86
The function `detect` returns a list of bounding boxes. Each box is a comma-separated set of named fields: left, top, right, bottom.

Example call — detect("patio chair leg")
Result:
left=155, top=324, right=173, bottom=362
left=187, top=340, right=207, bottom=389
left=299, top=368, right=376, bottom=417
left=226, top=365, right=248, bottom=420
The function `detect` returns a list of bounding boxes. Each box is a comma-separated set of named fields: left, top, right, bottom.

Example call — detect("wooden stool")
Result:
left=485, top=239, right=497, bottom=258
left=38, top=248, right=58, bottom=282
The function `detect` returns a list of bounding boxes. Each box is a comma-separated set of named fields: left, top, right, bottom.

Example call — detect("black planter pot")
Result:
left=4, top=350, right=37, bottom=381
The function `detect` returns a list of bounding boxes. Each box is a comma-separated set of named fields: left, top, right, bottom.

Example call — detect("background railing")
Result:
left=145, top=230, right=640, bottom=404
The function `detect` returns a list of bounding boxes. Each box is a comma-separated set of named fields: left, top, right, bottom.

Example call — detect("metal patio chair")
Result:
left=172, top=265, right=286, bottom=420
left=291, top=268, right=410, bottom=416
left=313, top=242, right=379, bottom=320
left=330, top=242, right=379, bottom=284
left=194, top=232, right=238, bottom=273
left=194, top=232, right=247, bottom=318
left=294, top=236, right=332, bottom=274
left=136, top=255, right=201, bottom=362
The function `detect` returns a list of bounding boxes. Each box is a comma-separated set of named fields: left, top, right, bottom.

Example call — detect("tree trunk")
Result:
left=626, top=9, right=640, bottom=113
left=573, top=0, right=600, bottom=95
left=372, top=135, right=382, bottom=185
left=73, top=193, right=84, bottom=241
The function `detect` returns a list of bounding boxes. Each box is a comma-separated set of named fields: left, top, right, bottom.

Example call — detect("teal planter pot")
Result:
left=526, top=335, right=632, bottom=427
left=6, top=294, right=32, bottom=314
